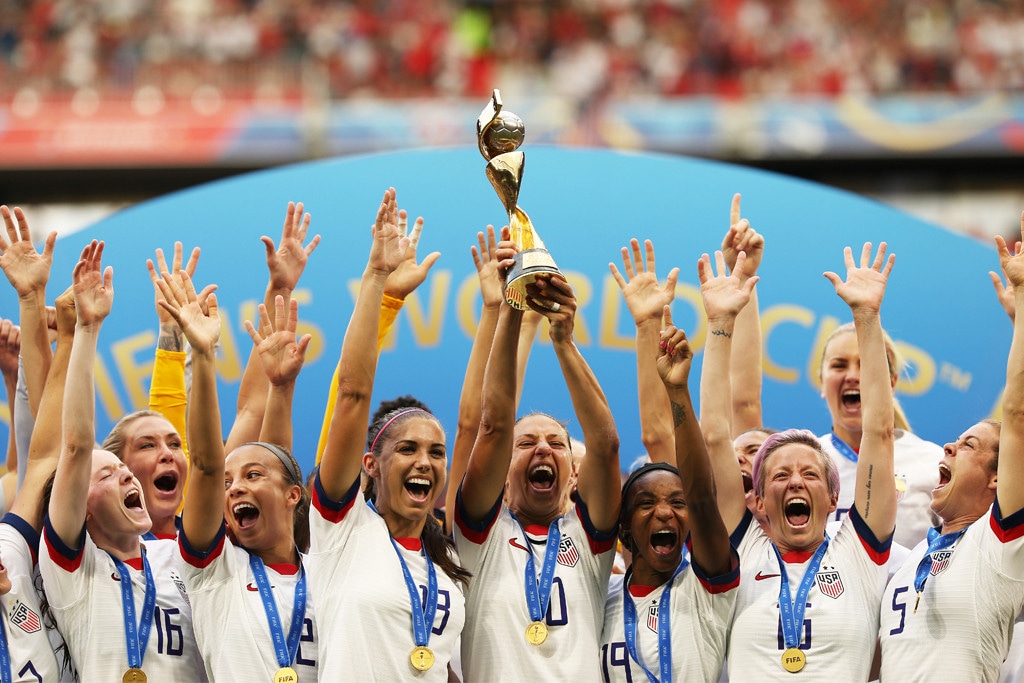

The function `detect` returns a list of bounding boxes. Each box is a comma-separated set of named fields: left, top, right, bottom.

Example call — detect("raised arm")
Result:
left=721, top=194, right=766, bottom=434
left=156, top=269, right=224, bottom=551
left=445, top=226, right=503, bottom=533
left=14, top=288, right=75, bottom=530
left=658, top=306, right=733, bottom=576
left=995, top=218, right=1024, bottom=515
left=0, top=206, right=56, bottom=419
left=49, top=241, right=113, bottom=546
left=0, top=321, right=19, bottom=475
left=824, top=243, right=896, bottom=538
left=610, top=238, right=679, bottom=465
left=250, top=296, right=311, bottom=449
left=990, top=237, right=1022, bottom=324
left=319, top=188, right=409, bottom=500
left=314, top=209, right=439, bottom=465
left=146, top=242, right=201, bottom=457
left=530, top=275, right=620, bottom=531
left=226, top=202, right=320, bottom=454
left=699, top=250, right=758, bottom=533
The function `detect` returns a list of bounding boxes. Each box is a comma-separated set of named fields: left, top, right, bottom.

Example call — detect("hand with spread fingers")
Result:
left=155, top=271, right=220, bottom=356
left=263, top=200, right=321, bottom=294
left=698, top=249, right=759, bottom=323
left=244, top=295, right=311, bottom=388
left=823, top=242, right=895, bottom=314
left=383, top=208, right=441, bottom=299
left=995, top=214, right=1024, bottom=309
left=147, top=242, right=201, bottom=326
left=0, top=205, right=56, bottom=299
left=609, top=238, right=679, bottom=325
left=367, top=187, right=413, bottom=276
left=990, top=238, right=1022, bottom=323
left=71, top=241, right=113, bottom=327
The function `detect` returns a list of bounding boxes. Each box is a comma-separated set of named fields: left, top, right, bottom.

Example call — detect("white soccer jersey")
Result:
left=0, top=514, right=62, bottom=682
left=178, top=521, right=319, bottom=681
left=309, top=474, right=465, bottom=681
left=728, top=506, right=890, bottom=681
left=454, top=489, right=617, bottom=682
left=38, top=521, right=206, bottom=681
left=821, top=429, right=940, bottom=550
left=600, top=556, right=739, bottom=683
left=879, top=503, right=1024, bottom=682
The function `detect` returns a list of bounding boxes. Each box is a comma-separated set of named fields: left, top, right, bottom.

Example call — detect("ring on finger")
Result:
left=550, top=301, right=560, bottom=312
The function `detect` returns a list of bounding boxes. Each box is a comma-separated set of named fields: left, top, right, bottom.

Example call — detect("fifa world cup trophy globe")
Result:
left=476, top=89, right=561, bottom=309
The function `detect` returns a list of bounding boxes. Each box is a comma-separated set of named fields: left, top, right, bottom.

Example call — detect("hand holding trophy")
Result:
left=477, top=89, right=561, bottom=309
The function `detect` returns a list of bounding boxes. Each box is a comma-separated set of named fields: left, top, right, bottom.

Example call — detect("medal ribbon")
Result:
left=367, top=501, right=438, bottom=649
left=509, top=513, right=561, bottom=624
left=829, top=432, right=858, bottom=464
left=248, top=553, right=307, bottom=669
left=621, top=553, right=690, bottom=683
left=772, top=536, right=829, bottom=652
left=913, top=526, right=966, bottom=596
left=0, top=607, right=12, bottom=683
left=109, top=552, right=157, bottom=671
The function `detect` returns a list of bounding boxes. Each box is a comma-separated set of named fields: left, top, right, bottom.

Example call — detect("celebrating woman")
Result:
left=39, top=240, right=205, bottom=681
left=313, top=188, right=467, bottom=680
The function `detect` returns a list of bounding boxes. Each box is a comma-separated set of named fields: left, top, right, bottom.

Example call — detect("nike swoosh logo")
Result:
left=246, top=583, right=260, bottom=592
left=509, top=538, right=530, bottom=552
left=111, top=573, right=121, bottom=582
left=755, top=571, right=781, bottom=581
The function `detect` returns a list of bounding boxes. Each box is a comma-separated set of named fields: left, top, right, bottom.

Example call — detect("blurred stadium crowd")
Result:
left=0, top=0, right=1021, bottom=102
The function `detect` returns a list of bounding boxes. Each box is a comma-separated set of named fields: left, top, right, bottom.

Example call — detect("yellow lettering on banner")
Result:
left=456, top=274, right=480, bottom=338
left=672, top=283, right=706, bottom=352
left=291, top=289, right=324, bottom=364
left=0, top=405, right=9, bottom=428
left=94, top=354, right=126, bottom=423
left=598, top=274, right=634, bottom=351
left=764, top=305, right=816, bottom=384
left=404, top=271, right=451, bottom=348
left=894, top=341, right=936, bottom=396
left=215, top=309, right=244, bottom=381
left=111, top=331, right=157, bottom=410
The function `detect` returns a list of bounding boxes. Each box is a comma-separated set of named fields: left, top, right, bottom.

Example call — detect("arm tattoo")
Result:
left=864, top=463, right=873, bottom=516
left=710, top=329, right=732, bottom=339
left=670, top=400, right=688, bottom=428
left=157, top=323, right=185, bottom=352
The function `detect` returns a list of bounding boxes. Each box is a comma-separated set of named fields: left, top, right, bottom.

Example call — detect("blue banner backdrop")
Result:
left=0, top=147, right=1007, bottom=476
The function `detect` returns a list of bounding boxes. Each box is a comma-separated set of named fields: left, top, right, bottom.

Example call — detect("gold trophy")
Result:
left=477, top=89, right=561, bottom=309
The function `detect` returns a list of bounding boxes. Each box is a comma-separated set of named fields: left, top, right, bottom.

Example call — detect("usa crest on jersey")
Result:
left=556, top=537, right=579, bottom=567
left=647, top=604, right=659, bottom=633
left=815, top=568, right=844, bottom=599
left=9, top=600, right=40, bottom=633
left=929, top=549, right=954, bottom=576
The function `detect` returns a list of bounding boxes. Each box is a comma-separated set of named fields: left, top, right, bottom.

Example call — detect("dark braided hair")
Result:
left=367, top=408, right=471, bottom=587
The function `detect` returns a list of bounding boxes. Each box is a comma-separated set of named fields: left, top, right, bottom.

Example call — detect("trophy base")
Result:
left=505, top=248, right=561, bottom=310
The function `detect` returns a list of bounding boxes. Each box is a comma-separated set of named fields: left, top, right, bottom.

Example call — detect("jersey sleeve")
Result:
left=986, top=499, right=1024, bottom=580
left=847, top=504, right=892, bottom=566
left=178, top=519, right=235, bottom=592
left=308, top=469, right=362, bottom=553
left=0, top=513, right=37, bottom=575
left=149, top=348, right=190, bottom=459
left=38, top=517, right=93, bottom=610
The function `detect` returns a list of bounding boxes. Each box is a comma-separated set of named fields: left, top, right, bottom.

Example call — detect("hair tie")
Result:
left=370, top=408, right=430, bottom=454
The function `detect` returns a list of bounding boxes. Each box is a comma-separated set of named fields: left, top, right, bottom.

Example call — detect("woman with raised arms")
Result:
left=454, top=229, right=621, bottom=681
left=313, top=188, right=467, bottom=680
left=39, top=240, right=205, bottom=681
left=709, top=242, right=897, bottom=679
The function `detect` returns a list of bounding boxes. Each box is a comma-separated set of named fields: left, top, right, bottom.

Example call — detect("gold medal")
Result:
left=273, top=666, right=298, bottom=683
left=122, top=668, right=147, bottom=683
left=410, top=646, right=435, bottom=671
left=525, top=620, right=548, bottom=645
left=781, top=648, right=806, bottom=673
